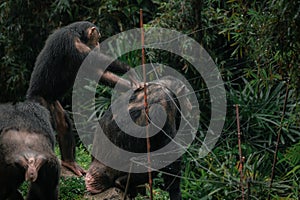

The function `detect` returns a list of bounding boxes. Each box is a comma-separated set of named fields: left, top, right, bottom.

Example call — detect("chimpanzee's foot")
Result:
left=61, top=160, right=86, bottom=176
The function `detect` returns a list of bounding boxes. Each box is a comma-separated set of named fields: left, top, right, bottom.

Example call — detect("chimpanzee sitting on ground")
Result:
left=26, top=21, right=142, bottom=176
left=0, top=101, right=60, bottom=200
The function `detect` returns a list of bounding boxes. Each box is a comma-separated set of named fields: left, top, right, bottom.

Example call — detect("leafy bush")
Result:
left=2, top=0, right=299, bottom=199
left=59, top=176, right=87, bottom=200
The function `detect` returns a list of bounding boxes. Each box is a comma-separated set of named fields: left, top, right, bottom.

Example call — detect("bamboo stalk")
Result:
left=122, top=163, right=133, bottom=200
left=268, top=82, right=289, bottom=200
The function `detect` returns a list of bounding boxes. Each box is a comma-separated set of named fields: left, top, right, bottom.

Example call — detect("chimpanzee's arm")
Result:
left=88, top=51, right=143, bottom=90
left=97, top=68, right=132, bottom=91
left=102, top=54, right=143, bottom=89
left=97, top=53, right=130, bottom=74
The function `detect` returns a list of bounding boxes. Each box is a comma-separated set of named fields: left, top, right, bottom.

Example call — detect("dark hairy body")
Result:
left=26, top=21, right=141, bottom=175
left=0, top=102, right=60, bottom=200
left=86, top=80, right=185, bottom=200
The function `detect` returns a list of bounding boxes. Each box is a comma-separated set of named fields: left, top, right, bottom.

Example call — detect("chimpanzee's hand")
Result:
left=128, top=69, right=144, bottom=90
left=131, top=79, right=144, bottom=91
left=62, top=160, right=86, bottom=176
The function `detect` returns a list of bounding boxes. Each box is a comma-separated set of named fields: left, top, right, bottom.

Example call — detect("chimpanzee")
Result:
left=0, top=101, right=60, bottom=200
left=85, top=77, right=192, bottom=200
left=26, top=21, right=142, bottom=176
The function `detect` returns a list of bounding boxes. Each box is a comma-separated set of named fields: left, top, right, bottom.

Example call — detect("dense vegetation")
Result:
left=1, top=0, right=299, bottom=199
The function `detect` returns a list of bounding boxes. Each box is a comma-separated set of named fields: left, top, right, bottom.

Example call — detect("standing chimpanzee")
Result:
left=26, top=21, right=142, bottom=176
left=0, top=101, right=60, bottom=200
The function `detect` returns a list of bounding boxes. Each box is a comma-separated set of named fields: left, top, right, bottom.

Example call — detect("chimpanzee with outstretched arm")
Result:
left=26, top=21, right=142, bottom=176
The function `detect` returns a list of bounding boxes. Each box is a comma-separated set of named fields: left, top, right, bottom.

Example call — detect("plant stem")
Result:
left=235, top=104, right=245, bottom=200
left=140, top=8, right=153, bottom=200
left=268, top=81, right=289, bottom=200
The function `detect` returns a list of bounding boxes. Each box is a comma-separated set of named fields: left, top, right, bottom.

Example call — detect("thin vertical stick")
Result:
left=140, top=9, right=146, bottom=85
left=122, top=162, right=133, bottom=200
left=246, top=178, right=251, bottom=200
left=267, top=82, right=289, bottom=200
left=236, top=104, right=245, bottom=200
left=140, top=9, right=153, bottom=200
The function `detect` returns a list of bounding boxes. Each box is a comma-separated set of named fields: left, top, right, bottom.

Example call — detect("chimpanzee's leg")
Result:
left=27, top=157, right=60, bottom=200
left=52, top=101, right=85, bottom=176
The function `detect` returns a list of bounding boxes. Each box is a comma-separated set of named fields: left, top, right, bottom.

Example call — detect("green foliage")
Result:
left=206, top=0, right=300, bottom=91
left=20, top=176, right=88, bottom=200
left=19, top=181, right=30, bottom=197
left=1, top=0, right=299, bottom=199
left=177, top=74, right=298, bottom=199
left=96, top=0, right=158, bottom=38
left=228, top=77, right=299, bottom=147
left=55, top=144, right=92, bottom=170
left=285, top=142, right=300, bottom=166
left=57, top=144, right=91, bottom=200
left=59, top=176, right=86, bottom=200
left=148, top=2, right=299, bottom=198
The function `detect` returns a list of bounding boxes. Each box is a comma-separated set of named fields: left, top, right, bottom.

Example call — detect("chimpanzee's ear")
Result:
left=88, top=27, right=101, bottom=39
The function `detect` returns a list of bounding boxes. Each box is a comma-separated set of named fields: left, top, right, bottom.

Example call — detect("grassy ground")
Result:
left=20, top=144, right=169, bottom=199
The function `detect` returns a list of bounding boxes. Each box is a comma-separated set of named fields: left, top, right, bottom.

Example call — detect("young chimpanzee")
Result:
left=26, top=21, right=142, bottom=176
left=0, top=101, right=60, bottom=200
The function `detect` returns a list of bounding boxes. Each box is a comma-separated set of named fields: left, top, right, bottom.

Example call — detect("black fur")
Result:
left=26, top=21, right=97, bottom=101
left=0, top=101, right=55, bottom=147
left=86, top=83, right=182, bottom=200
left=0, top=101, right=60, bottom=200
